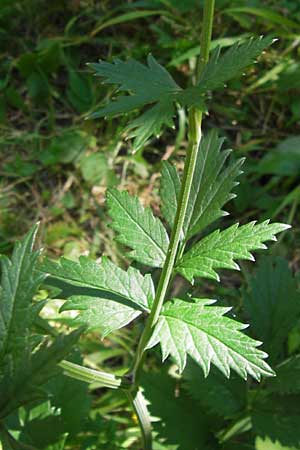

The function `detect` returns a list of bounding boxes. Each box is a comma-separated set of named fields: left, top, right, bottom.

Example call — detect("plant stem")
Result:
left=131, top=0, right=215, bottom=381
left=59, top=360, right=131, bottom=389
left=126, top=389, right=152, bottom=450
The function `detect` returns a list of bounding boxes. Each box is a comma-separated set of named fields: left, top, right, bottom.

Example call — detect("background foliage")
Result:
left=0, top=0, right=300, bottom=449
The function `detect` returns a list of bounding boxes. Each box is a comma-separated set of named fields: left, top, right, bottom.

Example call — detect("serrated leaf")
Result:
left=183, top=359, right=246, bottom=417
left=89, top=54, right=207, bottom=149
left=244, top=258, right=300, bottom=361
left=106, top=188, right=169, bottom=267
left=185, top=130, right=244, bottom=239
left=90, top=54, right=180, bottom=110
left=198, top=36, right=274, bottom=93
left=159, top=131, right=244, bottom=237
left=126, top=98, right=175, bottom=151
left=142, top=371, right=216, bottom=450
left=177, top=221, right=289, bottom=283
left=146, top=297, right=274, bottom=380
left=160, top=161, right=181, bottom=228
left=0, top=224, right=45, bottom=371
left=40, top=255, right=154, bottom=335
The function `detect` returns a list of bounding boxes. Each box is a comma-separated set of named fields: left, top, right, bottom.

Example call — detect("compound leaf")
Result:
left=89, top=54, right=207, bottom=150
left=244, top=258, right=300, bottom=361
left=177, top=221, right=289, bottom=283
left=106, top=188, right=169, bottom=267
left=40, top=255, right=154, bottom=336
left=146, top=297, right=274, bottom=380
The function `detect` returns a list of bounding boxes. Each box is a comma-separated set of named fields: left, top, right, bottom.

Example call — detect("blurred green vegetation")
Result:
left=0, top=0, right=300, bottom=449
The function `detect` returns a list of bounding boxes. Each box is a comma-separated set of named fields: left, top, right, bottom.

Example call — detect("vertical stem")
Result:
left=129, top=1, right=215, bottom=448
left=132, top=0, right=215, bottom=379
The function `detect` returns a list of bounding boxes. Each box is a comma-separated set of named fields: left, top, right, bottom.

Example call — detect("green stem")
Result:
left=59, top=360, right=131, bottom=389
left=131, top=0, right=215, bottom=381
left=126, top=389, right=152, bottom=450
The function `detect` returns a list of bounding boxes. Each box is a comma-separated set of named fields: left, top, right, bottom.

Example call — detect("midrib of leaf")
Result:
left=45, top=263, right=149, bottom=312
left=163, top=314, right=267, bottom=374
left=109, top=189, right=167, bottom=262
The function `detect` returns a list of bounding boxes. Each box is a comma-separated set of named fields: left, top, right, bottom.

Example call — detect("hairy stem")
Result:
left=131, top=0, right=215, bottom=382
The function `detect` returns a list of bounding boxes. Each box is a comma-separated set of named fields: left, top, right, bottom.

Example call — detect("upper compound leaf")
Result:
left=176, top=221, right=290, bottom=283
left=146, top=297, right=274, bottom=380
left=40, top=255, right=154, bottom=336
left=106, top=188, right=169, bottom=267
left=89, top=54, right=206, bottom=150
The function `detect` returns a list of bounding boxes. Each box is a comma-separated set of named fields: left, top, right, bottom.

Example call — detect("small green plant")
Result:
left=0, top=1, right=293, bottom=449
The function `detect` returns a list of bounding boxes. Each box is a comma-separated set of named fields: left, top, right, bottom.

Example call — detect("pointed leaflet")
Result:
left=40, top=256, right=154, bottom=336
left=185, top=130, right=244, bottom=239
left=159, top=131, right=244, bottom=236
left=89, top=55, right=206, bottom=150
left=106, top=188, right=169, bottom=267
left=244, top=258, right=300, bottom=361
left=146, top=298, right=274, bottom=380
left=0, top=224, right=45, bottom=369
left=176, top=221, right=290, bottom=283
left=194, top=36, right=274, bottom=94
left=160, top=161, right=181, bottom=228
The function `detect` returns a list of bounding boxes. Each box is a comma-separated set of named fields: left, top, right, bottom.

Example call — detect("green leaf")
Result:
left=183, top=359, right=246, bottom=417
left=267, top=355, right=300, bottom=395
left=89, top=54, right=180, bottom=115
left=40, top=255, right=154, bottom=335
left=125, top=98, right=175, bottom=151
left=177, top=221, right=289, bottom=283
left=198, top=36, right=274, bottom=93
left=89, top=54, right=206, bottom=149
left=159, top=131, right=244, bottom=237
left=146, top=297, right=274, bottom=380
left=142, top=370, right=216, bottom=450
left=244, top=258, right=300, bottom=361
left=160, top=161, right=181, bottom=229
left=0, top=224, right=45, bottom=369
left=106, top=188, right=169, bottom=267
left=184, top=130, right=244, bottom=239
